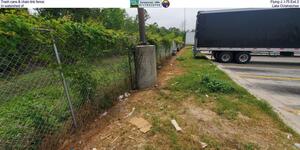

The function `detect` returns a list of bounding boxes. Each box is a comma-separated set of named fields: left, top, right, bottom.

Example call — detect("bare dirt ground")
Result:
left=59, top=48, right=299, bottom=150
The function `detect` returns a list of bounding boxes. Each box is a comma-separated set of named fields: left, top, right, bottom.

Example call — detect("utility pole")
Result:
left=134, top=7, right=157, bottom=89
left=183, top=8, right=186, bottom=46
left=138, top=8, right=147, bottom=44
left=184, top=8, right=186, bottom=33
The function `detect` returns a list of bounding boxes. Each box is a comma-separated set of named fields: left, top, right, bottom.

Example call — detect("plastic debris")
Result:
left=171, top=119, right=182, bottom=131
left=124, top=107, right=135, bottom=118
left=200, top=142, right=208, bottom=149
left=191, top=135, right=208, bottom=149
left=124, top=92, right=131, bottom=98
left=118, top=95, right=124, bottom=101
left=287, top=133, right=292, bottom=140
left=100, top=111, right=107, bottom=118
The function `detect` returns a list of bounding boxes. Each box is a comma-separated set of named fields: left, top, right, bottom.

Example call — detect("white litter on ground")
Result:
left=171, top=119, right=182, bottom=131
left=100, top=111, right=107, bottom=118
left=124, top=107, right=135, bottom=118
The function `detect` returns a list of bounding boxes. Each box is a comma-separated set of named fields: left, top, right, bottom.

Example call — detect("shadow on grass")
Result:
left=193, top=55, right=208, bottom=60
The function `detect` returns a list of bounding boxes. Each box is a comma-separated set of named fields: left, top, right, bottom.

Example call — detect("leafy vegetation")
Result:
left=0, top=57, right=130, bottom=149
left=200, top=75, right=234, bottom=93
left=0, top=9, right=183, bottom=75
left=0, top=9, right=184, bottom=149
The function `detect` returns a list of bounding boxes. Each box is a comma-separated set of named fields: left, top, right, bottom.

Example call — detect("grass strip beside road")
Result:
left=172, top=49, right=297, bottom=131
left=150, top=47, right=300, bottom=149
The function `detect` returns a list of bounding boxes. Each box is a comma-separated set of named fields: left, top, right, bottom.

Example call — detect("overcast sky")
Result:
left=125, top=8, right=220, bottom=31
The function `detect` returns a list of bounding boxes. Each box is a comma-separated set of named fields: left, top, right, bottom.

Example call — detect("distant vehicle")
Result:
left=194, top=8, right=300, bottom=63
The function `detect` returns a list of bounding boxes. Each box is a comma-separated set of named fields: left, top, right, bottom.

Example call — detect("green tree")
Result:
left=0, top=9, right=29, bottom=15
left=36, top=8, right=101, bottom=22
left=123, top=16, right=139, bottom=33
left=168, top=27, right=184, bottom=37
left=98, top=9, right=126, bottom=30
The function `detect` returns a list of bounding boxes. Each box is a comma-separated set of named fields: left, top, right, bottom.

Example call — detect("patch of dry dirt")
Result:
left=180, top=98, right=291, bottom=149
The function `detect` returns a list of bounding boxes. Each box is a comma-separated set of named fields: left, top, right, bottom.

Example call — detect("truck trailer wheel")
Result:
left=212, top=52, right=219, bottom=61
left=280, top=52, right=294, bottom=57
left=218, top=52, right=233, bottom=63
left=234, top=52, right=251, bottom=64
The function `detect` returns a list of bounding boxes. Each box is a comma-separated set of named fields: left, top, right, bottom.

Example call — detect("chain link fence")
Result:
left=156, top=41, right=183, bottom=67
left=0, top=28, right=180, bottom=149
left=0, top=29, right=137, bottom=149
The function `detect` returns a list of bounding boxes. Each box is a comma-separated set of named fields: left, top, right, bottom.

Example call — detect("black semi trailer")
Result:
left=194, top=8, right=300, bottom=63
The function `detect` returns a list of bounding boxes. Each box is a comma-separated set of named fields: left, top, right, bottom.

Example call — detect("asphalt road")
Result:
left=212, top=56, right=300, bottom=134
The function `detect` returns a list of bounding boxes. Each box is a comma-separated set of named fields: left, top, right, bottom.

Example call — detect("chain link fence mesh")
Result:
left=0, top=33, right=65, bottom=149
left=156, top=45, right=171, bottom=66
left=0, top=29, right=137, bottom=149
left=0, top=27, right=179, bottom=149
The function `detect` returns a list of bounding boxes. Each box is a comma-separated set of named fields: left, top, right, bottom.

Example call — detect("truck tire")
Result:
left=212, top=52, right=219, bottom=61
left=280, top=52, right=294, bottom=57
left=193, top=52, right=197, bottom=58
left=218, top=52, right=233, bottom=63
left=234, top=52, right=251, bottom=64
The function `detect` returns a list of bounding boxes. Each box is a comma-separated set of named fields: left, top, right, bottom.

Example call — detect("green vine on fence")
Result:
left=0, top=9, right=184, bottom=149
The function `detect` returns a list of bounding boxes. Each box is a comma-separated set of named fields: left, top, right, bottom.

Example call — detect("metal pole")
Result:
left=184, top=8, right=186, bottom=33
left=138, top=8, right=147, bottom=44
left=127, top=48, right=135, bottom=90
left=184, top=8, right=186, bottom=47
left=52, top=38, right=78, bottom=128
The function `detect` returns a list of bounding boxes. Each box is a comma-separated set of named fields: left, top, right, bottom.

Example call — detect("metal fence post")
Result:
left=127, top=48, right=135, bottom=90
left=165, top=46, right=167, bottom=59
left=52, top=37, right=78, bottom=128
